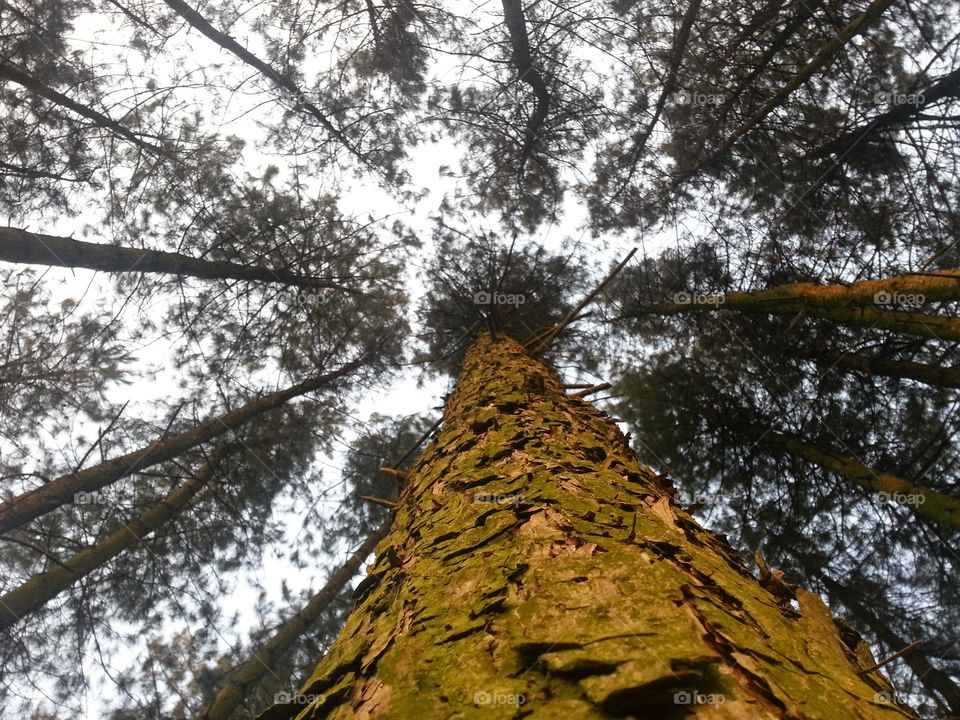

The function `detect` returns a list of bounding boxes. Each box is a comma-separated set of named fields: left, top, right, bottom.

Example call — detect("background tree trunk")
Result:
left=748, top=426, right=960, bottom=531
left=0, top=228, right=360, bottom=292
left=0, top=443, right=238, bottom=632
left=200, top=523, right=389, bottom=720
left=803, top=348, right=960, bottom=389
left=0, top=357, right=364, bottom=534
left=261, top=334, right=917, bottom=719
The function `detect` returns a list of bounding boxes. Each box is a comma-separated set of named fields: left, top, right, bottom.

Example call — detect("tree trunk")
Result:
left=261, top=334, right=917, bottom=719
left=714, top=0, right=826, bottom=127
left=806, top=67, right=960, bottom=162
left=811, top=568, right=960, bottom=716
left=627, top=269, right=960, bottom=342
left=668, top=0, right=894, bottom=190
left=0, top=60, right=161, bottom=155
left=608, top=0, right=702, bottom=199
left=0, top=228, right=362, bottom=293
left=750, top=426, right=960, bottom=531
left=500, top=0, right=552, bottom=170
left=0, top=357, right=365, bottom=534
left=160, top=0, right=361, bottom=161
left=0, top=443, right=238, bottom=633
left=804, top=348, right=960, bottom=389
left=200, top=524, right=389, bottom=720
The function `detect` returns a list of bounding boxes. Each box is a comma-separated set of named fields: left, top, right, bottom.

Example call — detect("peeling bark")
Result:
left=262, top=334, right=918, bottom=719
left=812, top=569, right=960, bottom=716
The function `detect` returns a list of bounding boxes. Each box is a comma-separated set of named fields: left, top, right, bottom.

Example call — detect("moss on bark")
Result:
left=262, top=334, right=918, bottom=719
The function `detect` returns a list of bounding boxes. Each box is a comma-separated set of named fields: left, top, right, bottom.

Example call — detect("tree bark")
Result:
left=0, top=227, right=360, bottom=293
left=0, top=358, right=365, bottom=535
left=750, top=427, right=960, bottom=531
left=811, top=569, right=960, bottom=716
left=0, top=443, right=238, bottom=633
left=804, top=348, right=960, bottom=389
left=260, top=333, right=917, bottom=719
left=200, top=524, right=389, bottom=720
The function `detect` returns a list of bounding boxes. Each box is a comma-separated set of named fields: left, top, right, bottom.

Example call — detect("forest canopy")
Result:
left=0, top=0, right=958, bottom=717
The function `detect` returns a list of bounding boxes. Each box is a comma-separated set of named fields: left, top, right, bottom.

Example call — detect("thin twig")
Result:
left=359, top=495, right=397, bottom=509
left=570, top=383, right=612, bottom=399
left=531, top=248, right=638, bottom=354
left=378, top=467, right=410, bottom=480
left=857, top=640, right=923, bottom=676
left=387, top=416, right=444, bottom=472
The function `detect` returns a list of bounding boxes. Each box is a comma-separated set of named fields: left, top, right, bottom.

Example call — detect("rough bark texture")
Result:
left=0, top=228, right=358, bottom=292
left=0, top=443, right=237, bottom=633
left=0, top=358, right=364, bottom=534
left=812, top=570, right=960, bottom=716
left=262, top=334, right=916, bottom=719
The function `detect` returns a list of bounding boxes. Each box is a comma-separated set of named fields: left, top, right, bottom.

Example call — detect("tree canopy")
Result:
left=1, top=0, right=959, bottom=717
